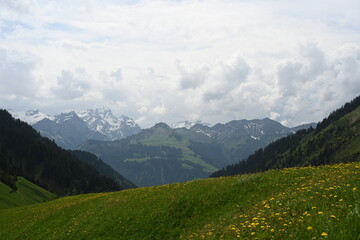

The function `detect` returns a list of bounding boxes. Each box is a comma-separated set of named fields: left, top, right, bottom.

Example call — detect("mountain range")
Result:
left=79, top=118, right=316, bottom=187
left=10, top=108, right=142, bottom=149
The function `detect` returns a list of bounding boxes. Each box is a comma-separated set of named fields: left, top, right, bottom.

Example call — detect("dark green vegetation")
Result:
left=0, top=162, right=359, bottom=240
left=0, top=177, right=56, bottom=210
left=212, top=95, right=360, bottom=177
left=79, top=120, right=314, bottom=187
left=0, top=110, right=130, bottom=195
left=69, top=150, right=136, bottom=189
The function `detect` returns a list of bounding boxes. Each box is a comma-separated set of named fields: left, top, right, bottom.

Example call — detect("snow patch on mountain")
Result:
left=10, top=108, right=142, bottom=143
left=76, top=108, right=141, bottom=140
left=9, top=109, right=54, bottom=125
left=171, top=120, right=211, bottom=129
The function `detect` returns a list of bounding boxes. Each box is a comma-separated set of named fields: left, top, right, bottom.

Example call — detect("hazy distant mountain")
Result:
left=171, top=120, right=211, bottom=129
left=191, top=118, right=305, bottom=141
left=10, top=108, right=141, bottom=149
left=190, top=118, right=317, bottom=162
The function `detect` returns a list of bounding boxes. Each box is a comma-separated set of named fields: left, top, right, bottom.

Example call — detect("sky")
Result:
left=0, top=0, right=359, bottom=128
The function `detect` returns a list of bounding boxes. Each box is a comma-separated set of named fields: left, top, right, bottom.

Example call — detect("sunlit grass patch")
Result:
left=185, top=163, right=360, bottom=240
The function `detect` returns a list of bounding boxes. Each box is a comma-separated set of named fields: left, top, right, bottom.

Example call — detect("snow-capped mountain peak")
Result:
left=171, top=120, right=211, bottom=129
left=9, top=108, right=142, bottom=148
left=76, top=108, right=141, bottom=140
left=9, top=109, right=54, bottom=125
left=54, top=111, right=81, bottom=124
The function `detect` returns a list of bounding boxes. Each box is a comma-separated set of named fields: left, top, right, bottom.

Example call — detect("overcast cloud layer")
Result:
left=0, top=0, right=359, bottom=127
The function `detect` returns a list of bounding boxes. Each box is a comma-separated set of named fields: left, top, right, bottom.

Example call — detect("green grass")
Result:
left=0, top=163, right=359, bottom=240
left=0, top=177, right=57, bottom=210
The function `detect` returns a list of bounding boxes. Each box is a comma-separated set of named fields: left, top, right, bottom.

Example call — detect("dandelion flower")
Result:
left=321, top=232, right=328, bottom=236
left=307, top=226, right=313, bottom=230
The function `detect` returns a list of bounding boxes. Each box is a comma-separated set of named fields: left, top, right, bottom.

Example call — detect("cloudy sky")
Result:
left=1, top=0, right=359, bottom=127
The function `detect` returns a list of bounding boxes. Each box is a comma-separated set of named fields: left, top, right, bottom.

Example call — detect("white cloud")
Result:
left=202, top=55, right=251, bottom=101
left=53, top=69, right=91, bottom=100
left=0, top=48, right=38, bottom=97
left=0, top=0, right=38, bottom=15
left=152, top=104, right=166, bottom=115
left=176, top=59, right=209, bottom=90
left=0, top=0, right=360, bottom=127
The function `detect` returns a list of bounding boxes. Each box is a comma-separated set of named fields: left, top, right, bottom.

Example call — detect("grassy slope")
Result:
left=139, top=128, right=218, bottom=172
left=1, top=162, right=359, bottom=240
left=0, top=177, right=57, bottom=210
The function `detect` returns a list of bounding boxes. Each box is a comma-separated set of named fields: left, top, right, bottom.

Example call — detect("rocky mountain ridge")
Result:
left=10, top=108, right=141, bottom=149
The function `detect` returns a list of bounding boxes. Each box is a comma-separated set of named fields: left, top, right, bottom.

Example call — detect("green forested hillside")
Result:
left=0, top=162, right=359, bottom=240
left=211, top=95, right=360, bottom=177
left=0, top=109, right=124, bottom=195
left=0, top=177, right=56, bottom=210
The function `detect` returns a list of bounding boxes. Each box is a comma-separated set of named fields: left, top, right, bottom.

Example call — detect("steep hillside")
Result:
left=212, top=95, right=360, bottom=177
left=0, top=109, right=126, bottom=195
left=0, top=177, right=56, bottom=210
left=1, top=162, right=359, bottom=240
left=69, top=150, right=136, bottom=189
